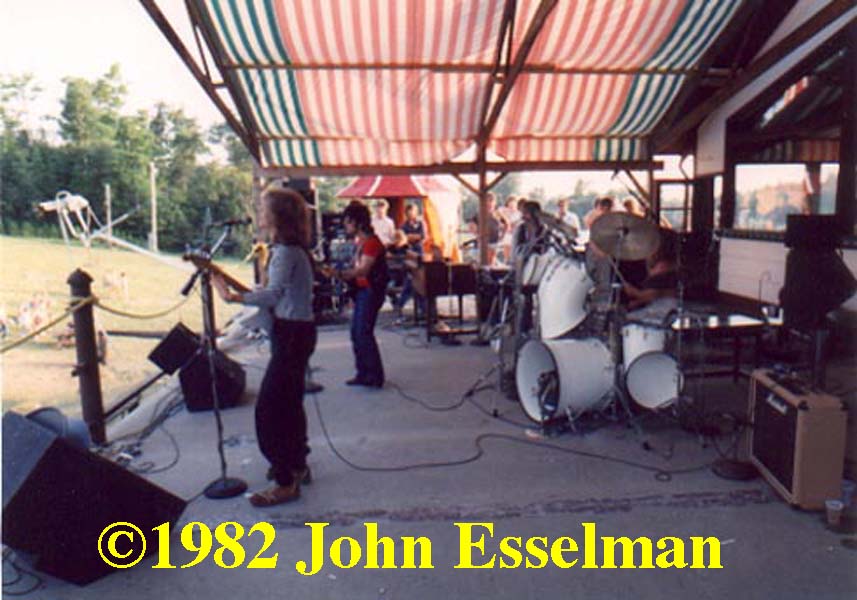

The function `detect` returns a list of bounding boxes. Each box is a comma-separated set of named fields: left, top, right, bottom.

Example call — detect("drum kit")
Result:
left=499, top=212, right=684, bottom=428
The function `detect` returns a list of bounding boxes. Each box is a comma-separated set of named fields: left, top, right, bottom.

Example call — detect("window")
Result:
left=658, top=182, right=693, bottom=232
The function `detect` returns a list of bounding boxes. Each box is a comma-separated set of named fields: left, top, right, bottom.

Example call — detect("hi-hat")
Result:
left=590, top=212, right=660, bottom=260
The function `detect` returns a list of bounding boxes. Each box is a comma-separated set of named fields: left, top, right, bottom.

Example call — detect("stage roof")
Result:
left=142, top=0, right=825, bottom=175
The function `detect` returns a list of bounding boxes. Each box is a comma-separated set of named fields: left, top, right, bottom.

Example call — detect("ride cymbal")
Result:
left=590, top=212, right=660, bottom=260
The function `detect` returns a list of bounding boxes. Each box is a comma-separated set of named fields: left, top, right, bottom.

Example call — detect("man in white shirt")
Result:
left=371, top=199, right=396, bottom=247
left=556, top=198, right=581, bottom=235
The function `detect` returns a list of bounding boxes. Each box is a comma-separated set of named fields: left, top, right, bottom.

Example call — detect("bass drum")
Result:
left=537, top=256, right=593, bottom=339
left=625, top=352, right=682, bottom=410
left=520, top=248, right=557, bottom=287
left=515, top=338, right=613, bottom=423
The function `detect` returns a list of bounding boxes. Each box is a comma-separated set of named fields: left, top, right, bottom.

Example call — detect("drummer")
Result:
left=623, top=229, right=678, bottom=311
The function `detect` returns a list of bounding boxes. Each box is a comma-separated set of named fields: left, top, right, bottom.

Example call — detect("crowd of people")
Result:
left=465, top=192, right=661, bottom=267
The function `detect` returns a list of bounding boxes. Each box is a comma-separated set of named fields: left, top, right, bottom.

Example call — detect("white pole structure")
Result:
left=104, top=183, right=112, bottom=247
left=149, top=161, right=159, bottom=252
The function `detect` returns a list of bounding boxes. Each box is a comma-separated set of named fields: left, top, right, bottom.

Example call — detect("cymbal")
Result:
left=590, top=212, right=660, bottom=260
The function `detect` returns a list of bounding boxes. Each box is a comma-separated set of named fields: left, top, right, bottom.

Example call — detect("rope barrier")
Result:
left=94, top=295, right=192, bottom=320
left=0, top=296, right=95, bottom=355
left=0, top=293, right=191, bottom=354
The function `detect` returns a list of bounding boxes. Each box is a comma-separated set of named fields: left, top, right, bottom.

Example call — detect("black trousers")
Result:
left=256, top=319, right=316, bottom=486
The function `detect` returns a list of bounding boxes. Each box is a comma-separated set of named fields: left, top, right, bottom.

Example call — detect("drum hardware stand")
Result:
left=180, top=224, right=248, bottom=500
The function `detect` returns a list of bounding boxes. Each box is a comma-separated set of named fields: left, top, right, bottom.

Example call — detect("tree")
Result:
left=208, top=123, right=253, bottom=170
left=315, top=176, right=352, bottom=213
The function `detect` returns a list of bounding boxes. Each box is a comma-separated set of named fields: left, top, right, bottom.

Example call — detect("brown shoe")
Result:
left=266, top=466, right=312, bottom=484
left=249, top=481, right=300, bottom=507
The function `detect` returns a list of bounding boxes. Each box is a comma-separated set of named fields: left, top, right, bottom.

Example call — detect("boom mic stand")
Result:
left=181, top=224, right=248, bottom=499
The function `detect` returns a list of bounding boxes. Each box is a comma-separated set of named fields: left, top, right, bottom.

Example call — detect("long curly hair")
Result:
left=263, top=186, right=310, bottom=247
left=342, top=200, right=373, bottom=234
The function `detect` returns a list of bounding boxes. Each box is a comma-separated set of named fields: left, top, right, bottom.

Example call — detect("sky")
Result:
left=1, top=1, right=810, bottom=199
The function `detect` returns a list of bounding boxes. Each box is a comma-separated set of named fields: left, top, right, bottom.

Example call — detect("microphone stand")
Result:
left=181, top=224, right=248, bottom=499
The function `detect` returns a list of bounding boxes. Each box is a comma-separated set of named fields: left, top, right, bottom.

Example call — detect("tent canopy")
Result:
left=144, top=0, right=807, bottom=175
left=336, top=175, right=452, bottom=198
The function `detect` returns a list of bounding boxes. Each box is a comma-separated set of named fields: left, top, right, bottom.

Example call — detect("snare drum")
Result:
left=537, top=256, right=593, bottom=339
left=621, top=323, right=666, bottom=370
left=515, top=338, right=613, bottom=423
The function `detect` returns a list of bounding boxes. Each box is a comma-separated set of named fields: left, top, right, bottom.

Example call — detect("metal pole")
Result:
left=149, top=161, right=159, bottom=252
left=104, top=183, right=112, bottom=247
left=68, top=269, right=106, bottom=445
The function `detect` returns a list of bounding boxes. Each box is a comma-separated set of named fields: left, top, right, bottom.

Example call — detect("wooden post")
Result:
left=104, top=183, right=112, bottom=246
left=149, top=161, right=159, bottom=252
left=836, top=20, right=856, bottom=233
left=477, top=153, right=489, bottom=266
left=720, top=152, right=737, bottom=229
left=68, top=269, right=105, bottom=445
left=252, top=162, right=264, bottom=285
left=804, top=163, right=821, bottom=214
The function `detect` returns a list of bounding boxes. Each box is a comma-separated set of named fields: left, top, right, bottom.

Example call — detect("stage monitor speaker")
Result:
left=785, top=215, right=843, bottom=250
left=179, top=349, right=246, bottom=412
left=2, top=412, right=187, bottom=585
left=148, top=322, right=200, bottom=374
left=748, top=369, right=847, bottom=510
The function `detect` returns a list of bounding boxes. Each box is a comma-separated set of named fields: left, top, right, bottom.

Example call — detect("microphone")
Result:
left=213, top=216, right=252, bottom=227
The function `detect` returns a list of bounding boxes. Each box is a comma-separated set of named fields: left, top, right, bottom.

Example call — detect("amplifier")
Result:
left=748, top=369, right=847, bottom=510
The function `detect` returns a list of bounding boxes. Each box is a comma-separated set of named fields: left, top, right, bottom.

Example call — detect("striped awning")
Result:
left=336, top=175, right=451, bottom=198
left=191, top=0, right=745, bottom=170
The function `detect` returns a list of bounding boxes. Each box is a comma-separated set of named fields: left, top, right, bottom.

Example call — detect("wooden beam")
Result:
left=452, top=174, right=479, bottom=195
left=183, top=0, right=262, bottom=162
left=486, top=173, right=508, bottom=192
left=476, top=0, right=559, bottom=149
left=476, top=0, right=517, bottom=157
left=622, top=169, right=651, bottom=202
left=257, top=160, right=664, bottom=179
left=653, top=0, right=855, bottom=151
left=220, top=61, right=704, bottom=76
left=138, top=0, right=256, bottom=159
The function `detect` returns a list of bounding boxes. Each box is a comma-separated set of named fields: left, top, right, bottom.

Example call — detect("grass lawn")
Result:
left=0, top=235, right=254, bottom=416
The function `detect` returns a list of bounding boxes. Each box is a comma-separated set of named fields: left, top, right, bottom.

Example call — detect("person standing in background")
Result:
left=584, top=196, right=614, bottom=229
left=371, top=199, right=396, bottom=247
left=556, top=198, right=581, bottom=236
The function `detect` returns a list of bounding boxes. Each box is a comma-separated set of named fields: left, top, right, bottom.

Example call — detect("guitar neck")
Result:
left=184, top=254, right=251, bottom=292
left=209, top=263, right=251, bottom=293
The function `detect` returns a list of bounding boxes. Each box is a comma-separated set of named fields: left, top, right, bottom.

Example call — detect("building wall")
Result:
left=718, top=237, right=857, bottom=313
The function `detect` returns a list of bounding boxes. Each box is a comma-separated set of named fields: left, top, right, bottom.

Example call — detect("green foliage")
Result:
left=315, top=176, right=352, bottom=213
left=0, top=66, right=253, bottom=254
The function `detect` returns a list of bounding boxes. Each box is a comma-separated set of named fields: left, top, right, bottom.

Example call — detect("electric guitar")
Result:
left=182, top=251, right=271, bottom=332
left=182, top=251, right=251, bottom=292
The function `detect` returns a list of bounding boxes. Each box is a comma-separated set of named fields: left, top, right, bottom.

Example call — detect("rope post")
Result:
left=68, top=269, right=106, bottom=445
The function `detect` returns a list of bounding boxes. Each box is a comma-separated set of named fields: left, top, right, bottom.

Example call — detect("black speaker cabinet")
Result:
left=179, top=349, right=246, bottom=412
left=785, top=214, right=843, bottom=250
left=148, top=323, right=200, bottom=374
left=2, top=412, right=187, bottom=585
left=748, top=370, right=847, bottom=509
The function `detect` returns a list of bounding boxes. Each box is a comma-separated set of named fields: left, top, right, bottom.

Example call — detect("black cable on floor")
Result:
left=2, top=549, right=43, bottom=596
left=309, top=389, right=713, bottom=482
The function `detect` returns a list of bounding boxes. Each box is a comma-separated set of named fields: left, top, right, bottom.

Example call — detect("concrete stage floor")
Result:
left=13, top=315, right=857, bottom=599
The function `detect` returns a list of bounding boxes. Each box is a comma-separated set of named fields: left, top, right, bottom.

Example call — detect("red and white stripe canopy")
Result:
left=336, top=175, right=452, bottom=198
left=189, top=0, right=744, bottom=169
